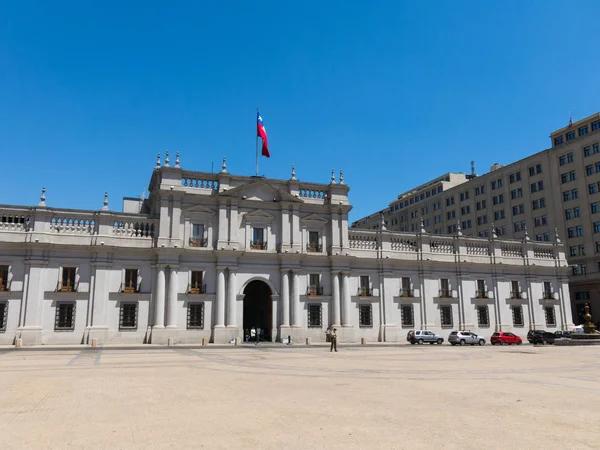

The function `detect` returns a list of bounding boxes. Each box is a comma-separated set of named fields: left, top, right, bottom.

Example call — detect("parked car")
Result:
left=407, top=330, right=444, bottom=345
left=553, top=330, right=572, bottom=339
left=448, top=330, right=486, bottom=346
left=490, top=332, right=522, bottom=345
left=527, top=330, right=555, bottom=345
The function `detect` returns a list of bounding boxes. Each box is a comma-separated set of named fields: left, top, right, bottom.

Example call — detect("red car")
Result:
left=490, top=332, right=522, bottom=345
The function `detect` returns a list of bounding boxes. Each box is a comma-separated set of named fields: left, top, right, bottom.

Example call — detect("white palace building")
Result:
left=0, top=154, right=574, bottom=346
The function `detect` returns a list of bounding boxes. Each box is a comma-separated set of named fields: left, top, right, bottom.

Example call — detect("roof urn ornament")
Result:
left=102, top=192, right=109, bottom=211
left=39, top=187, right=46, bottom=207
left=156, top=153, right=161, bottom=169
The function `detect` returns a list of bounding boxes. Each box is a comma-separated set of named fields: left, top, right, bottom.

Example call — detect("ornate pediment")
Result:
left=244, top=209, right=275, bottom=220
left=301, top=213, right=328, bottom=224
left=218, top=180, right=302, bottom=203
left=181, top=204, right=216, bottom=216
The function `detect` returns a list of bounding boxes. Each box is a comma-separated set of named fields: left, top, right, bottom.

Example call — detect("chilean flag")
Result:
left=257, top=110, right=270, bottom=158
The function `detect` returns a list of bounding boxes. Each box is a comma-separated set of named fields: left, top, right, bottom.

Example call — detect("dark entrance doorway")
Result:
left=243, top=280, right=273, bottom=342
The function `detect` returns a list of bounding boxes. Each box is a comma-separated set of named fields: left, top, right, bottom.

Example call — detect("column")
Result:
left=228, top=204, right=238, bottom=245
left=291, top=271, right=301, bottom=327
left=331, top=271, right=341, bottom=326
left=226, top=269, right=237, bottom=327
left=281, top=270, right=290, bottom=326
left=154, top=266, right=166, bottom=328
left=166, top=267, right=178, bottom=328
left=341, top=272, right=351, bottom=326
left=215, top=268, right=226, bottom=327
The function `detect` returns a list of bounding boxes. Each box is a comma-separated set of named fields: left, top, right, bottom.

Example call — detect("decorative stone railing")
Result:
left=112, top=220, right=155, bottom=238
left=430, top=240, right=455, bottom=253
left=466, top=242, right=489, bottom=256
left=390, top=237, right=417, bottom=252
left=533, top=246, right=555, bottom=259
left=501, top=245, right=522, bottom=257
left=349, top=232, right=378, bottom=249
left=181, top=172, right=219, bottom=191
left=50, top=216, right=96, bottom=235
left=298, top=184, right=328, bottom=200
left=0, top=211, right=31, bottom=231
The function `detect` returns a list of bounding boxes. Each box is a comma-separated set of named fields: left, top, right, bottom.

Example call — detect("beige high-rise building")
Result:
left=353, top=112, right=600, bottom=324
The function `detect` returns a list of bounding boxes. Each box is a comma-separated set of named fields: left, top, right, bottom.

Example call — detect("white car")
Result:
left=448, top=330, right=486, bottom=346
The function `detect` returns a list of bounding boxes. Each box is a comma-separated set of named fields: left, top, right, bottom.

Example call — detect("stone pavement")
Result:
left=0, top=344, right=599, bottom=450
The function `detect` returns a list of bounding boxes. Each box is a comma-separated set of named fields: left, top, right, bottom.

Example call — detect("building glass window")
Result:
left=512, top=306, right=524, bottom=327
left=511, top=281, right=520, bottom=299
left=566, top=131, right=576, bottom=141
left=477, top=306, right=490, bottom=327
left=60, top=267, right=76, bottom=292
left=307, top=231, right=320, bottom=252
left=0, top=266, right=8, bottom=291
left=190, top=271, right=204, bottom=294
left=308, top=274, right=321, bottom=295
left=579, top=125, right=588, bottom=136
left=476, top=280, right=486, bottom=298
left=545, top=307, right=556, bottom=327
left=584, top=147, right=591, bottom=157
left=440, top=305, right=453, bottom=328
left=54, top=302, right=75, bottom=331
left=119, top=302, right=138, bottom=330
left=554, top=136, right=564, bottom=146
left=359, top=276, right=371, bottom=296
left=358, top=304, right=373, bottom=327
left=191, top=224, right=206, bottom=246
left=123, top=269, right=138, bottom=293
left=251, top=227, right=265, bottom=249
left=592, top=121, right=600, bottom=131
left=401, top=305, right=414, bottom=327
left=308, top=304, right=322, bottom=328
left=440, top=279, right=450, bottom=297
left=187, top=303, right=204, bottom=329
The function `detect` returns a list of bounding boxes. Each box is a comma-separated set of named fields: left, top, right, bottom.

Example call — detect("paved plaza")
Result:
left=0, top=343, right=599, bottom=449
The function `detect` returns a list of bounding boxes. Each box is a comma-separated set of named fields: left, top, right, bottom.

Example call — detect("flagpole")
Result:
left=255, top=108, right=259, bottom=177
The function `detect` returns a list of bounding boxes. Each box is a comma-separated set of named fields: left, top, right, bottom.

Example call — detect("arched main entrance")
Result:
left=243, top=280, right=273, bottom=342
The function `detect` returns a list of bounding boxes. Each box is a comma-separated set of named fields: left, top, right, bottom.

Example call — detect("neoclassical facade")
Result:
left=0, top=156, right=574, bottom=345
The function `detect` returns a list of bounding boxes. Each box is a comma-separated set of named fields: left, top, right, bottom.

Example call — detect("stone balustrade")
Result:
left=0, top=210, right=31, bottom=231
left=298, top=184, right=328, bottom=201
left=50, top=216, right=96, bottom=235
left=181, top=172, right=219, bottom=191
left=112, top=219, right=155, bottom=238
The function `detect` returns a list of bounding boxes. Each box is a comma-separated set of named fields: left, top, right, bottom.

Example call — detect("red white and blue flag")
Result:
left=257, top=110, right=270, bottom=158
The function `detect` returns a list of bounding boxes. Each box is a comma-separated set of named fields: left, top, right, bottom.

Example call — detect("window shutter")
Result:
left=58, top=266, right=64, bottom=291
left=75, top=267, right=80, bottom=292
left=7, top=265, right=12, bottom=290
left=121, top=269, right=126, bottom=292
left=187, top=270, right=192, bottom=293
left=137, top=269, right=142, bottom=293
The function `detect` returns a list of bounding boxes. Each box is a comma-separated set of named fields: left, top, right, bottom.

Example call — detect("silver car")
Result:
left=408, top=330, right=444, bottom=345
left=448, top=330, right=486, bottom=346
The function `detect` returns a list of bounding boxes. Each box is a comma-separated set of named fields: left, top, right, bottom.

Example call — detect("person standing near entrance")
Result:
left=330, top=328, right=338, bottom=352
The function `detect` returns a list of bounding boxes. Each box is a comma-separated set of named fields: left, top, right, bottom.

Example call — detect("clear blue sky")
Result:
left=1, top=1, right=599, bottom=222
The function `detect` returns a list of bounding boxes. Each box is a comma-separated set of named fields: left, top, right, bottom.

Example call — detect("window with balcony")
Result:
left=189, top=271, right=205, bottom=294
left=307, top=231, right=321, bottom=252
left=251, top=227, right=266, bottom=249
left=60, top=267, right=77, bottom=292
left=119, top=302, right=138, bottom=330
left=0, top=301, right=6, bottom=331
left=186, top=303, right=204, bottom=329
left=0, top=266, right=8, bottom=291
left=308, top=274, right=322, bottom=295
left=359, top=304, right=373, bottom=328
left=54, top=302, right=75, bottom=331
left=440, top=305, right=453, bottom=328
left=440, top=279, right=451, bottom=298
left=308, top=304, right=322, bottom=328
left=190, top=224, right=206, bottom=247
left=400, top=277, right=412, bottom=297
left=477, top=306, right=490, bottom=327
left=358, top=276, right=371, bottom=296
left=476, top=280, right=487, bottom=298
left=401, top=305, right=414, bottom=327
left=512, top=306, right=524, bottom=327
left=545, top=307, right=556, bottom=327
left=123, top=269, right=138, bottom=293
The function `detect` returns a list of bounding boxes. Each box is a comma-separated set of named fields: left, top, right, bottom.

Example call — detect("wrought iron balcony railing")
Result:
left=306, top=286, right=324, bottom=296
left=250, top=241, right=267, bottom=250
left=399, top=288, right=414, bottom=297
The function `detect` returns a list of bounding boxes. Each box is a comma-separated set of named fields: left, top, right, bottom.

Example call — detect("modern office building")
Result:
left=0, top=155, right=573, bottom=345
left=353, top=112, right=600, bottom=324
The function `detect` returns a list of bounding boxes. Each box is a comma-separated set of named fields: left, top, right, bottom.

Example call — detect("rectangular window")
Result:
left=491, top=181, right=497, bottom=190
left=579, top=125, right=588, bottom=136
left=512, top=306, right=524, bottom=327
left=119, top=303, right=138, bottom=330
left=528, top=166, right=535, bottom=177
left=476, top=280, right=486, bottom=298
left=54, top=302, right=75, bottom=331
left=554, top=136, right=564, bottom=146
left=569, top=246, right=577, bottom=256
left=511, top=280, right=520, bottom=299
left=60, top=267, right=76, bottom=292
left=559, top=155, right=566, bottom=165
left=0, top=266, right=8, bottom=291
left=308, top=274, right=321, bottom=295
left=577, top=225, right=584, bottom=236
left=590, top=184, right=597, bottom=195
left=252, top=227, right=265, bottom=249
left=477, top=306, right=490, bottom=327
left=400, top=277, right=412, bottom=297
left=440, top=279, right=450, bottom=297
left=578, top=244, right=585, bottom=256
left=359, top=276, right=371, bottom=296
left=595, top=222, right=600, bottom=233
left=570, top=171, right=576, bottom=181
left=123, top=269, right=138, bottom=293
left=592, top=202, right=599, bottom=214
left=595, top=143, right=600, bottom=154
left=563, top=191, right=570, bottom=201
left=190, top=271, right=204, bottom=294
left=307, top=231, right=320, bottom=252
left=543, top=281, right=552, bottom=299
left=561, top=173, right=568, bottom=184
left=587, top=165, right=594, bottom=176
left=187, top=303, right=204, bottom=329
left=572, top=189, right=578, bottom=199
left=0, top=301, right=6, bottom=331
left=567, top=131, right=576, bottom=141
left=545, top=307, right=556, bottom=327
left=308, top=304, right=322, bottom=328
left=440, top=305, right=453, bottom=328
left=191, top=224, right=206, bottom=246
left=530, top=183, right=537, bottom=193
left=593, top=121, right=600, bottom=131
left=536, top=164, right=542, bottom=174
left=497, top=179, right=503, bottom=188
left=401, top=305, right=414, bottom=327
left=359, top=304, right=373, bottom=327
left=584, top=147, right=591, bottom=157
